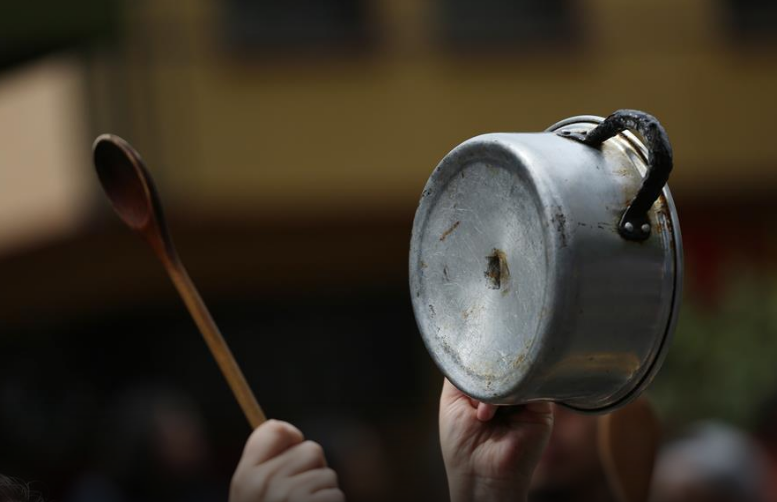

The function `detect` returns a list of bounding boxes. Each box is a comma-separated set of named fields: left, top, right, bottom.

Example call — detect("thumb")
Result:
left=476, top=402, right=498, bottom=422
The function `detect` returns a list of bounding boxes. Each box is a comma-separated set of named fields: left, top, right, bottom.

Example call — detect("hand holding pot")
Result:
left=440, top=379, right=554, bottom=502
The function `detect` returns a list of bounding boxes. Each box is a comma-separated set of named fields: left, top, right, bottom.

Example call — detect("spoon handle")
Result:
left=166, top=259, right=266, bottom=428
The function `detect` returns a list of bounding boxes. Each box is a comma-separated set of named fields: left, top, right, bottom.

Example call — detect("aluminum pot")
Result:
left=409, top=110, right=682, bottom=413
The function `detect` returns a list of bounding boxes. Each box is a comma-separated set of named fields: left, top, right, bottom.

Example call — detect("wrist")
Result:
left=447, top=472, right=529, bottom=502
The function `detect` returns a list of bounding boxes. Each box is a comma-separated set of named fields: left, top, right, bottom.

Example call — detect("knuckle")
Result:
left=323, top=467, right=339, bottom=486
left=302, top=440, right=325, bottom=457
left=264, top=479, right=288, bottom=502
left=299, top=441, right=327, bottom=466
left=263, top=419, right=287, bottom=437
left=247, top=420, right=276, bottom=446
left=287, top=485, right=307, bottom=501
left=253, top=420, right=304, bottom=448
left=274, top=421, right=305, bottom=442
left=231, top=471, right=267, bottom=502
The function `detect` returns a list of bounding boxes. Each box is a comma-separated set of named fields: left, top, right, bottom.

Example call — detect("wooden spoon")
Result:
left=93, top=134, right=266, bottom=429
left=597, top=397, right=661, bottom=502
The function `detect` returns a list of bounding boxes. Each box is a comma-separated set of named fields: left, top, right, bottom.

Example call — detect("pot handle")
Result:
left=561, top=109, right=673, bottom=241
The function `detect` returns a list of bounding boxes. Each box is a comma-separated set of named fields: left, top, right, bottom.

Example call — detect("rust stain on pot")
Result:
left=438, top=337, right=499, bottom=381
left=463, top=302, right=484, bottom=320
left=440, top=221, right=460, bottom=241
left=485, top=248, right=510, bottom=289
left=550, top=209, right=568, bottom=247
left=654, top=194, right=672, bottom=234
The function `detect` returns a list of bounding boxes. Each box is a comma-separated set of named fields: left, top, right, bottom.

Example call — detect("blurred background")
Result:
left=0, top=0, right=776, bottom=501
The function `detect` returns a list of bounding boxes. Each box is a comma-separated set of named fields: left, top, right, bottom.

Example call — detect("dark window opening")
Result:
left=722, top=0, right=777, bottom=42
left=438, top=0, right=579, bottom=50
left=223, top=0, right=374, bottom=55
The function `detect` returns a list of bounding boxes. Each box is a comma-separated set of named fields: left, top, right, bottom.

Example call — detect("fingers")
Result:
left=443, top=377, right=500, bottom=422
left=291, top=467, right=339, bottom=494
left=441, top=378, right=466, bottom=404
left=442, top=378, right=554, bottom=426
left=524, top=401, right=554, bottom=416
left=310, top=488, right=346, bottom=502
left=273, top=441, right=328, bottom=476
left=443, top=378, right=497, bottom=422
left=242, top=419, right=305, bottom=466
left=492, top=402, right=555, bottom=427
left=231, top=420, right=343, bottom=502
left=265, top=468, right=341, bottom=502
left=442, top=378, right=483, bottom=410
left=510, top=402, right=554, bottom=427
left=473, top=394, right=553, bottom=424
left=476, top=402, right=498, bottom=422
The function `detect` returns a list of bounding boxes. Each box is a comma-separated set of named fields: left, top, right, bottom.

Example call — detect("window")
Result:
left=722, top=0, right=777, bottom=42
left=438, top=0, right=578, bottom=50
left=223, top=0, right=373, bottom=54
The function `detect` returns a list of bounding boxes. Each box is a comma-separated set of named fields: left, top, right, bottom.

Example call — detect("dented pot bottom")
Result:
left=409, top=113, right=683, bottom=413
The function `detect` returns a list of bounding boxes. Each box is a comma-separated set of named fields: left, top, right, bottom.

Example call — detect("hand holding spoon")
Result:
left=93, top=134, right=266, bottom=428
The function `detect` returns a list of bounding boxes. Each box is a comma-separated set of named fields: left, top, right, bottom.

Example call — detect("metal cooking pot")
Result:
left=409, top=110, right=682, bottom=413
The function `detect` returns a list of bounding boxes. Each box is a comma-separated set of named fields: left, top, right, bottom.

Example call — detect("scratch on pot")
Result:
left=440, top=221, right=461, bottom=241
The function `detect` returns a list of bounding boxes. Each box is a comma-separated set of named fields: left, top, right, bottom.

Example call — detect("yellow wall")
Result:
left=0, top=56, right=91, bottom=252
left=90, top=0, right=777, bottom=219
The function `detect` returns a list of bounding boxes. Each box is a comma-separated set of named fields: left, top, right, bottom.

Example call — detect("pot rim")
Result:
left=546, top=115, right=684, bottom=414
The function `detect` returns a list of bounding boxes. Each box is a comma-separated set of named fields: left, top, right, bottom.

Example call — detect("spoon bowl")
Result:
left=93, top=135, right=155, bottom=231
left=93, top=134, right=266, bottom=429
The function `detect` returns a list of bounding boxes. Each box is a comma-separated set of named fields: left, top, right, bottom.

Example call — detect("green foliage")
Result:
left=648, top=267, right=777, bottom=432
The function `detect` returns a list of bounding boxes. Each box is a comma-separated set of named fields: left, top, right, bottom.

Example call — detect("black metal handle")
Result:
left=561, top=110, right=673, bottom=241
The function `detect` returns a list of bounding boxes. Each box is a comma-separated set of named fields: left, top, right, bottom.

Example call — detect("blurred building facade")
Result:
left=1, top=0, right=777, bottom=500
